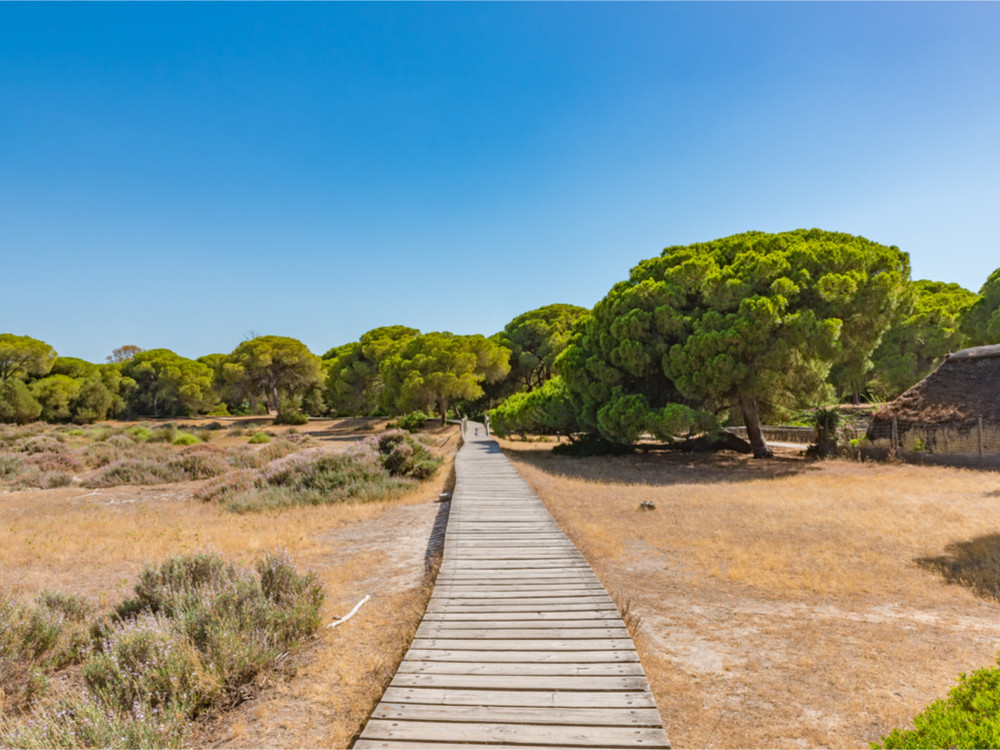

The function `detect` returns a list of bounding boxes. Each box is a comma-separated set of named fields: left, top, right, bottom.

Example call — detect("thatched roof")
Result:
left=870, top=344, right=1000, bottom=430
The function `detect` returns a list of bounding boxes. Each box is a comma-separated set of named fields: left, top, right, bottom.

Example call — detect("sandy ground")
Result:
left=499, top=439, right=1000, bottom=748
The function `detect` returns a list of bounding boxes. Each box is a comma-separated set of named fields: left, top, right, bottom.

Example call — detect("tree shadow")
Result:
left=916, top=534, right=1000, bottom=603
left=498, top=442, right=821, bottom=487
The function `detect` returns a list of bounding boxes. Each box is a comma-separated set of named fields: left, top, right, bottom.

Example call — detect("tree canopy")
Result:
left=962, top=267, right=1000, bottom=347
left=0, top=334, right=56, bottom=384
left=381, top=332, right=510, bottom=423
left=558, top=229, right=911, bottom=457
left=497, top=304, right=588, bottom=392
left=120, top=349, right=217, bottom=417
left=229, top=335, right=323, bottom=413
left=324, top=326, right=419, bottom=416
left=869, top=280, right=975, bottom=398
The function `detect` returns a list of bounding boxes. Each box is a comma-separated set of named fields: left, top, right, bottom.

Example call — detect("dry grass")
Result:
left=499, top=438, right=1000, bottom=748
left=0, top=419, right=459, bottom=748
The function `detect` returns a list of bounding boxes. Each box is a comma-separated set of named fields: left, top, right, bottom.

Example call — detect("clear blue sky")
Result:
left=2, top=2, right=998, bottom=363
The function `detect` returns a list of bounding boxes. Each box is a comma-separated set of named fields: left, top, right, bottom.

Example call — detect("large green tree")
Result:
left=121, top=349, right=217, bottom=417
left=0, top=334, right=56, bottom=384
left=0, top=378, right=42, bottom=424
left=869, top=280, right=975, bottom=397
left=962, top=267, right=1000, bottom=347
left=559, top=229, right=911, bottom=457
left=488, top=376, right=580, bottom=440
left=229, top=336, right=323, bottom=413
left=497, top=304, right=588, bottom=392
left=324, top=326, right=419, bottom=415
left=381, top=332, right=510, bottom=424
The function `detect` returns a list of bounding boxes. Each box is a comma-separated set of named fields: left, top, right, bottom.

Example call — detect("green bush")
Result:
left=395, top=410, right=429, bottom=432
left=273, top=410, right=309, bottom=426
left=248, top=431, right=271, bottom=444
left=0, top=379, right=43, bottom=425
left=876, top=656, right=1000, bottom=748
left=124, top=426, right=154, bottom=442
left=171, top=431, right=201, bottom=446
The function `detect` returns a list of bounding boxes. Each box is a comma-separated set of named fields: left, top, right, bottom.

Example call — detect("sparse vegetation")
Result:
left=0, top=552, right=323, bottom=749
left=198, top=429, right=441, bottom=512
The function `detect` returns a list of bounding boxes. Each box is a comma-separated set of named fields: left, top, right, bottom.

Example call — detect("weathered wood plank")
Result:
left=389, top=673, right=649, bottom=691
left=372, top=702, right=662, bottom=726
left=402, top=649, right=640, bottom=663
left=415, top=626, right=631, bottom=639
left=396, top=661, right=646, bottom=676
left=360, top=719, right=669, bottom=747
left=410, top=638, right=636, bottom=651
left=380, top=687, right=659, bottom=708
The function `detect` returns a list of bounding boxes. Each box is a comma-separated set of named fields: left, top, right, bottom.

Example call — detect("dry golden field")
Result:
left=0, top=418, right=460, bottom=748
left=499, top=439, right=1000, bottom=749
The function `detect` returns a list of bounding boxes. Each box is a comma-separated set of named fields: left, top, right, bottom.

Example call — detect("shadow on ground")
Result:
left=917, top=534, right=1000, bottom=602
left=500, top=443, right=821, bottom=487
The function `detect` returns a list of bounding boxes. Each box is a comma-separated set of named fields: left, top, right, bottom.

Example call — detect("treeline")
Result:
left=2, top=230, right=999, bottom=449
left=490, top=230, right=1000, bottom=457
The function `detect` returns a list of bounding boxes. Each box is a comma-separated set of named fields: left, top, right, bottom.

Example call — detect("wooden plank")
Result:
left=389, top=673, right=649, bottom=691
left=420, top=618, right=625, bottom=629
left=415, top=626, right=630, bottom=639
left=410, top=638, right=636, bottom=651
left=403, top=649, right=640, bottom=664
left=421, top=609, right=622, bottom=621
left=396, top=661, right=646, bottom=676
left=379, top=687, right=658, bottom=708
left=372, top=702, right=662, bottom=726
left=360, top=719, right=669, bottom=747
left=424, top=602, right=620, bottom=613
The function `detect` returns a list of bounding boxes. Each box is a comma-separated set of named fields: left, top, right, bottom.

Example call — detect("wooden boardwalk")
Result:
left=355, top=428, right=670, bottom=749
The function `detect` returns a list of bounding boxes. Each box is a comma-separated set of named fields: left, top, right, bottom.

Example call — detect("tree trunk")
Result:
left=739, top=394, right=773, bottom=458
left=438, top=398, right=448, bottom=426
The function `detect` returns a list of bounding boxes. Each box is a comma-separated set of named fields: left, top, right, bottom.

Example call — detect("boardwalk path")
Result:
left=355, top=428, right=670, bottom=749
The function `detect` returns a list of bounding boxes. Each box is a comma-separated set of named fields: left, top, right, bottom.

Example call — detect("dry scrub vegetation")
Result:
left=1, top=418, right=459, bottom=748
left=500, top=439, right=1000, bottom=749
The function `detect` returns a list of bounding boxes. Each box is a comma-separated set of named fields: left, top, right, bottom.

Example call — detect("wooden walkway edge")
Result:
left=355, top=427, right=670, bottom=749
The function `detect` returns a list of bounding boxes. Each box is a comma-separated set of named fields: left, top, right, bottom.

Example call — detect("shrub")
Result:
left=0, top=590, right=93, bottom=711
left=39, top=471, right=74, bottom=488
left=248, top=431, right=271, bottom=444
left=15, top=435, right=66, bottom=455
left=0, top=452, right=26, bottom=481
left=876, top=656, right=1000, bottom=748
left=82, top=459, right=186, bottom=488
left=366, top=429, right=442, bottom=479
left=273, top=410, right=309, bottom=426
left=166, top=447, right=230, bottom=480
left=149, top=425, right=177, bottom=443
left=24, top=450, right=83, bottom=474
left=0, top=552, right=323, bottom=749
left=395, top=410, right=429, bottom=433
left=125, top=425, right=154, bottom=442
left=0, top=378, right=43, bottom=424
left=171, top=432, right=201, bottom=446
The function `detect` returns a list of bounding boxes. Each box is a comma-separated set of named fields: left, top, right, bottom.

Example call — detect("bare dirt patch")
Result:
left=499, top=439, right=1000, bottom=748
